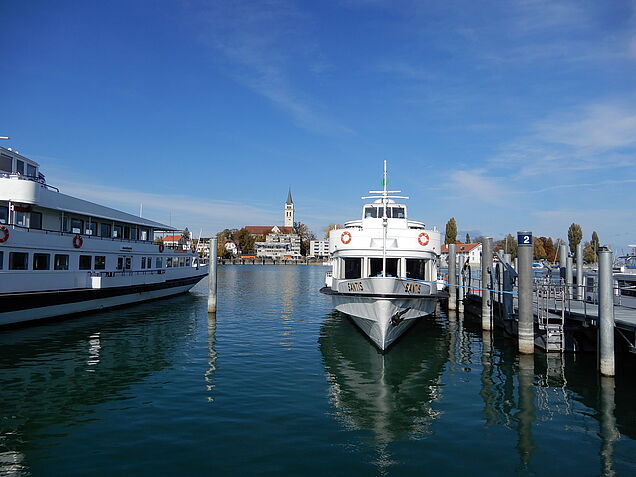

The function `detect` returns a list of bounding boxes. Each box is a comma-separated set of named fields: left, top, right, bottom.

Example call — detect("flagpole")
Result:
left=382, top=160, right=387, bottom=277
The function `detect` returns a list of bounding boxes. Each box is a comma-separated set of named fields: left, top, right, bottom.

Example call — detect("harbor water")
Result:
left=1, top=266, right=635, bottom=476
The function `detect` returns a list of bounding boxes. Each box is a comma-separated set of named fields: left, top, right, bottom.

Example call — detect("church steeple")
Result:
left=284, top=188, right=294, bottom=227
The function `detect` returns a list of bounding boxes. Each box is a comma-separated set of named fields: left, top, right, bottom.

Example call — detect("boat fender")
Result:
left=341, top=231, right=352, bottom=244
left=159, top=243, right=165, bottom=253
left=418, top=232, right=429, bottom=246
left=0, top=225, right=8, bottom=243
left=72, top=234, right=83, bottom=248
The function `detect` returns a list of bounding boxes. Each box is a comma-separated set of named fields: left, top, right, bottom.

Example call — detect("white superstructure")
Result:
left=0, top=146, right=208, bottom=326
left=320, top=162, right=447, bottom=351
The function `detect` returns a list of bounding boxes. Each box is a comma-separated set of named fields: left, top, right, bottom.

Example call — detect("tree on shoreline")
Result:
left=444, top=218, right=457, bottom=245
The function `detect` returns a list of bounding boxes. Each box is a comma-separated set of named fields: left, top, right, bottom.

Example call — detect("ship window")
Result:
left=0, top=207, right=8, bottom=224
left=15, top=212, right=29, bottom=227
left=113, top=224, right=123, bottom=238
left=54, top=254, right=69, bottom=270
left=186, top=257, right=191, bottom=266
left=167, top=257, right=173, bottom=268
left=117, top=256, right=124, bottom=270
left=0, top=154, right=11, bottom=172
left=33, top=253, right=50, bottom=270
left=9, top=252, right=29, bottom=270
left=392, top=207, right=405, bottom=219
left=60, top=216, right=69, bottom=232
left=156, top=257, right=163, bottom=268
left=125, top=257, right=131, bottom=270
left=343, top=257, right=362, bottom=279
left=180, top=257, right=185, bottom=267
left=30, top=212, right=42, bottom=229
left=131, top=227, right=138, bottom=240
left=0, top=251, right=3, bottom=269
left=79, top=255, right=92, bottom=270
left=16, top=160, right=24, bottom=175
left=95, top=256, right=106, bottom=270
left=406, top=259, right=426, bottom=280
left=86, top=222, right=97, bottom=236
left=368, top=258, right=399, bottom=277
left=147, top=257, right=152, bottom=268
left=364, top=207, right=378, bottom=218
left=71, top=218, right=83, bottom=234
left=141, top=257, right=146, bottom=269
left=140, top=229, right=149, bottom=241
left=27, top=164, right=37, bottom=177
left=100, top=223, right=111, bottom=238
left=123, top=226, right=131, bottom=240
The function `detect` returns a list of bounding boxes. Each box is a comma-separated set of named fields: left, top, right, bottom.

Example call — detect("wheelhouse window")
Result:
left=95, top=256, right=106, bottom=270
left=364, top=207, right=378, bottom=218
left=79, top=255, right=92, bottom=270
left=9, top=252, right=29, bottom=270
left=389, top=207, right=405, bottom=219
left=113, top=224, right=123, bottom=238
left=0, top=207, right=7, bottom=224
left=343, top=257, right=362, bottom=279
left=30, top=212, right=42, bottom=229
left=140, top=229, right=149, bottom=241
left=406, top=259, right=426, bottom=280
left=16, top=160, right=24, bottom=175
left=33, top=253, right=50, bottom=270
left=100, top=223, right=111, bottom=238
left=27, top=164, right=37, bottom=177
left=54, top=254, right=69, bottom=270
left=71, top=218, right=84, bottom=234
left=86, top=222, right=98, bottom=236
left=368, top=258, right=399, bottom=277
left=0, top=153, right=11, bottom=172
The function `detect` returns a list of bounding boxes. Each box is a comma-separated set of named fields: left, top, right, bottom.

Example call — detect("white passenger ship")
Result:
left=0, top=146, right=208, bottom=326
left=320, top=162, right=447, bottom=351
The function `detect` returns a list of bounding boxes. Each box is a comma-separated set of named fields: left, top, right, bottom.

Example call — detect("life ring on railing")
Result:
left=159, top=243, right=165, bottom=253
left=0, top=225, right=9, bottom=243
left=341, top=231, right=352, bottom=244
left=72, top=234, right=83, bottom=248
left=418, top=232, right=429, bottom=246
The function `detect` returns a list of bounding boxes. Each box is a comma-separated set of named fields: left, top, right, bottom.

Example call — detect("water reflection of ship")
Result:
left=319, top=312, right=448, bottom=444
left=0, top=295, right=201, bottom=475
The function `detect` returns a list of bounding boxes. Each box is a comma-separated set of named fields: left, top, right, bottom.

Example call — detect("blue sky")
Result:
left=2, top=0, right=635, bottom=251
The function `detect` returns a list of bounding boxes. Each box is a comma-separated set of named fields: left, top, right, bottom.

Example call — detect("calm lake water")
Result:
left=1, top=265, right=635, bottom=476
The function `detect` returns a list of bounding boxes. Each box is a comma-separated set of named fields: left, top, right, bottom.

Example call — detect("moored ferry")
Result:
left=0, top=146, right=208, bottom=326
left=320, top=162, right=447, bottom=351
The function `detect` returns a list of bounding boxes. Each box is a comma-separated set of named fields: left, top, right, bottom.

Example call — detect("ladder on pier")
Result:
left=536, top=279, right=566, bottom=352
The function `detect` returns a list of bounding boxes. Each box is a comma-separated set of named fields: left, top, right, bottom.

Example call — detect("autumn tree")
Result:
left=294, top=221, right=315, bottom=256
left=323, top=223, right=343, bottom=239
left=534, top=237, right=547, bottom=260
left=465, top=233, right=471, bottom=244
left=494, top=234, right=518, bottom=259
left=234, top=228, right=256, bottom=253
left=542, top=237, right=556, bottom=262
left=568, top=223, right=583, bottom=255
left=591, top=231, right=600, bottom=262
left=583, top=241, right=596, bottom=263
left=444, top=218, right=457, bottom=245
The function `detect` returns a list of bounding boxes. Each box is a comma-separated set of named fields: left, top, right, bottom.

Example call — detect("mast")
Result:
left=382, top=160, right=387, bottom=277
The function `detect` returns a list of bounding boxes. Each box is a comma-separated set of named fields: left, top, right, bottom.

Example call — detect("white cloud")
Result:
left=445, top=169, right=518, bottom=205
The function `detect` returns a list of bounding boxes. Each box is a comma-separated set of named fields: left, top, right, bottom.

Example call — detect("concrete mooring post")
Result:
left=208, top=238, right=218, bottom=313
left=518, top=231, right=534, bottom=354
left=598, top=246, right=615, bottom=376
left=448, top=243, right=457, bottom=311
left=481, top=237, right=493, bottom=330
left=559, top=243, right=568, bottom=281
left=576, top=242, right=583, bottom=300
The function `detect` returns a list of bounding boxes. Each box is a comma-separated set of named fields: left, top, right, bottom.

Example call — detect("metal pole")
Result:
left=566, top=255, right=573, bottom=299
left=481, top=237, right=493, bottom=330
left=208, top=238, right=218, bottom=313
left=458, top=257, right=465, bottom=313
left=518, top=231, right=534, bottom=354
left=598, top=246, right=615, bottom=376
left=576, top=242, right=583, bottom=300
left=448, top=243, right=457, bottom=311
left=559, top=243, right=568, bottom=281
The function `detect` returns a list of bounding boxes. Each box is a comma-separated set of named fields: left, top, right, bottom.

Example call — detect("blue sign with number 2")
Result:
left=517, top=233, right=532, bottom=246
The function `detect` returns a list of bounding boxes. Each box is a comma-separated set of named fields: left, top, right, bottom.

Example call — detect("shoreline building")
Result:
left=441, top=242, right=482, bottom=268
left=309, top=240, right=329, bottom=258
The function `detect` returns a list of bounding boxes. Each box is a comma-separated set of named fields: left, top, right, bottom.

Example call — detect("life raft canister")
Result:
left=0, top=225, right=9, bottom=243
left=341, top=231, right=352, bottom=244
left=418, top=232, right=429, bottom=246
left=72, top=234, right=83, bottom=248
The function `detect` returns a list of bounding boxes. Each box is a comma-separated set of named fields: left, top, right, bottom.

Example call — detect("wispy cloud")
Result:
left=443, top=169, right=519, bottom=206
left=189, top=0, right=351, bottom=136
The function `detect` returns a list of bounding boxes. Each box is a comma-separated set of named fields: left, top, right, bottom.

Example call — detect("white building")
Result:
left=284, top=188, right=294, bottom=228
left=441, top=242, right=482, bottom=268
left=256, top=232, right=301, bottom=259
left=309, top=240, right=330, bottom=258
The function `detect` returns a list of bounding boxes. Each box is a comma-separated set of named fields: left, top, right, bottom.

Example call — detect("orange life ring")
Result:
left=72, top=234, right=83, bottom=248
left=0, top=225, right=8, bottom=243
left=418, top=232, right=429, bottom=246
left=159, top=243, right=165, bottom=253
left=341, top=231, right=352, bottom=244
